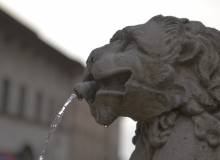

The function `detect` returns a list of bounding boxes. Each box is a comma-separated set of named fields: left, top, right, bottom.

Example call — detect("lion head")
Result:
left=74, top=15, right=220, bottom=134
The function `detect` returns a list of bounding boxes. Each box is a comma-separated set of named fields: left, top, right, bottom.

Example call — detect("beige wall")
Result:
left=0, top=34, right=80, bottom=160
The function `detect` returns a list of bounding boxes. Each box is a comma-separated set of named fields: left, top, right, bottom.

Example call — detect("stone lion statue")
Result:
left=74, top=15, right=220, bottom=160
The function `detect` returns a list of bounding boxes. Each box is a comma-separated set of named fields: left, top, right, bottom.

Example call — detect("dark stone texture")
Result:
left=74, top=15, right=220, bottom=160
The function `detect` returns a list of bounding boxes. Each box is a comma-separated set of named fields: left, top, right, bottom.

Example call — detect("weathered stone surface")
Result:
left=74, top=15, right=220, bottom=160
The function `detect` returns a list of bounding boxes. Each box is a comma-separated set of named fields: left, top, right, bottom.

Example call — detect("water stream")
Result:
left=38, top=93, right=77, bottom=160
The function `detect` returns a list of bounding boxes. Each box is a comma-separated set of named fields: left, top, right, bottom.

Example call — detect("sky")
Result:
left=0, top=0, right=219, bottom=160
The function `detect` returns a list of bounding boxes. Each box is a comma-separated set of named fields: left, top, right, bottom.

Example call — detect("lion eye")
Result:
left=120, top=41, right=129, bottom=51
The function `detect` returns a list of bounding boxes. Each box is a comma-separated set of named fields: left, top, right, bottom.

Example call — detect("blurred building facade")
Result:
left=0, top=9, right=120, bottom=160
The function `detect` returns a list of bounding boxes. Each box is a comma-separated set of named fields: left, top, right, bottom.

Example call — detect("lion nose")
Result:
left=74, top=81, right=99, bottom=104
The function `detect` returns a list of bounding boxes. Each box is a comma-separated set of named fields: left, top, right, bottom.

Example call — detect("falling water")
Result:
left=38, top=93, right=77, bottom=160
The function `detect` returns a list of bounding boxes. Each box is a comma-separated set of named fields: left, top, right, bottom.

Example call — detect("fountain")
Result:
left=74, top=15, right=220, bottom=160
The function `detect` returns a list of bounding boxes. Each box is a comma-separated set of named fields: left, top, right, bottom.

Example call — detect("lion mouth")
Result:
left=74, top=68, right=132, bottom=125
left=90, top=69, right=132, bottom=125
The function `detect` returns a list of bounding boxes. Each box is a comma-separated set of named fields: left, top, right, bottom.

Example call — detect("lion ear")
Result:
left=177, top=39, right=202, bottom=62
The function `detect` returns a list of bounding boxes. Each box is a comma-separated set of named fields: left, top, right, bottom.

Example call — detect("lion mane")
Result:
left=110, top=15, right=220, bottom=158
left=75, top=15, right=220, bottom=160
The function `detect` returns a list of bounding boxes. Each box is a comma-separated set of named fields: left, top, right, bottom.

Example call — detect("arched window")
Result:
left=47, top=98, right=55, bottom=124
left=17, top=145, right=34, bottom=160
left=34, top=91, right=43, bottom=122
left=1, top=78, right=10, bottom=113
left=18, top=85, right=27, bottom=117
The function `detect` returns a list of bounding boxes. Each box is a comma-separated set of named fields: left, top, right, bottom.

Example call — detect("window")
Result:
left=47, top=98, right=55, bottom=124
left=1, top=78, right=10, bottom=113
left=34, top=91, right=43, bottom=122
left=18, top=85, right=26, bottom=117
